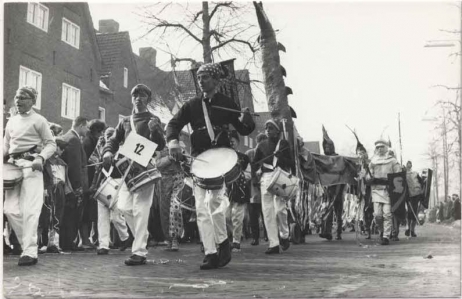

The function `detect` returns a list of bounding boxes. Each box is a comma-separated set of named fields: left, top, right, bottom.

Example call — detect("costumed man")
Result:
left=319, top=126, right=345, bottom=241
left=166, top=63, right=255, bottom=270
left=226, top=130, right=251, bottom=252
left=3, top=86, right=57, bottom=266
left=367, top=138, right=401, bottom=245
left=251, top=119, right=293, bottom=254
left=102, top=84, right=165, bottom=265
left=404, top=161, right=424, bottom=237
left=245, top=133, right=269, bottom=245
left=91, top=127, right=130, bottom=255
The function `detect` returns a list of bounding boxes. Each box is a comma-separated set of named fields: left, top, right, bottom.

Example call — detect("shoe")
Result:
left=251, top=239, right=259, bottom=246
left=18, top=255, right=38, bottom=266
left=405, top=229, right=410, bottom=237
left=38, top=246, right=47, bottom=254
left=119, top=238, right=131, bottom=252
left=4, top=245, right=12, bottom=255
left=200, top=253, right=219, bottom=270
left=263, top=237, right=269, bottom=242
left=46, top=246, right=60, bottom=254
left=231, top=242, right=241, bottom=252
left=164, top=240, right=172, bottom=251
left=265, top=246, right=280, bottom=254
left=335, top=234, right=342, bottom=240
left=380, top=238, right=390, bottom=245
left=391, top=236, right=400, bottom=241
left=280, top=238, right=290, bottom=251
left=319, top=233, right=333, bottom=240
left=411, top=232, right=417, bottom=237
left=218, top=239, right=232, bottom=268
left=97, top=248, right=109, bottom=255
left=124, top=254, right=147, bottom=266
left=171, top=238, right=179, bottom=251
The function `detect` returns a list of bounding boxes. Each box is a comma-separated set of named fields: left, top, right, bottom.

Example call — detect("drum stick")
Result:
left=182, top=154, right=208, bottom=163
left=251, top=146, right=289, bottom=166
left=211, top=105, right=260, bottom=117
left=86, top=162, right=104, bottom=167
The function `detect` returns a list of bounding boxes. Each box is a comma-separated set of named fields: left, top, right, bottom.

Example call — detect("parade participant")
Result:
left=251, top=119, right=293, bottom=254
left=93, top=127, right=131, bottom=255
left=319, top=126, right=345, bottom=241
left=245, top=133, right=268, bottom=246
left=166, top=62, right=255, bottom=270
left=356, top=145, right=373, bottom=240
left=404, top=161, right=424, bottom=237
left=103, top=84, right=165, bottom=265
left=3, top=86, right=57, bottom=266
left=367, top=138, right=401, bottom=245
left=156, top=133, right=185, bottom=252
left=60, top=116, right=90, bottom=251
left=226, top=130, right=251, bottom=252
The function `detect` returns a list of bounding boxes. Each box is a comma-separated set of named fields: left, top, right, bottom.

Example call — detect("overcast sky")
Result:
left=89, top=1, right=460, bottom=190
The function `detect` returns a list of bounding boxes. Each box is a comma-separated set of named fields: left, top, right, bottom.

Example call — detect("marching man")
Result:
left=3, top=86, right=57, bottom=266
left=102, top=84, right=165, bottom=265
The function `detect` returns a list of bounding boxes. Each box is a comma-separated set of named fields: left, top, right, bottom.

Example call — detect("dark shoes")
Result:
left=380, top=238, right=390, bottom=245
left=18, top=255, right=38, bottom=266
left=411, top=232, right=417, bottom=237
left=404, top=229, right=410, bottom=237
left=46, top=246, right=60, bottom=254
left=200, top=253, right=219, bottom=270
left=97, top=248, right=109, bottom=255
left=265, top=246, right=280, bottom=254
left=391, top=236, right=400, bottom=241
left=124, top=254, right=146, bottom=266
left=335, top=234, right=342, bottom=240
left=218, top=239, right=232, bottom=268
left=251, top=239, right=259, bottom=246
left=119, top=238, right=132, bottom=252
left=231, top=242, right=241, bottom=252
left=319, top=233, right=333, bottom=240
left=280, top=238, right=290, bottom=251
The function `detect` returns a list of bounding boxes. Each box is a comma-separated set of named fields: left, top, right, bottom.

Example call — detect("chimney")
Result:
left=99, top=19, right=119, bottom=34
left=139, top=47, right=157, bottom=68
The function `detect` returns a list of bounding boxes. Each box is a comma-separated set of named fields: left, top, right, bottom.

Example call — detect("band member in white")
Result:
left=3, top=86, right=57, bottom=266
left=102, top=84, right=165, bottom=265
left=166, top=63, right=255, bottom=270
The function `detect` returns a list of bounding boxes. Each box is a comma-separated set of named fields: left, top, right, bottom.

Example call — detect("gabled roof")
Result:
left=96, top=31, right=130, bottom=75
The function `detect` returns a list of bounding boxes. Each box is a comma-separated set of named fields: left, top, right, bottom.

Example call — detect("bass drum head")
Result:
left=190, top=148, right=238, bottom=179
left=3, top=163, right=23, bottom=181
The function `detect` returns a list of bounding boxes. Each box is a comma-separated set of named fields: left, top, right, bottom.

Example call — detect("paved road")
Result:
left=3, top=223, right=460, bottom=298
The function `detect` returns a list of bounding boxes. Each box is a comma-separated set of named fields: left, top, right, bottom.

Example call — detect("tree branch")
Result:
left=193, top=10, right=203, bottom=23
left=431, top=84, right=461, bottom=90
left=211, top=38, right=257, bottom=53
left=150, top=22, right=202, bottom=44
left=209, top=2, right=235, bottom=20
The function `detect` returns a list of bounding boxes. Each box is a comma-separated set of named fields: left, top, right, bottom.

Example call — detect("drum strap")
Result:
left=201, top=99, right=216, bottom=144
left=263, top=140, right=282, bottom=171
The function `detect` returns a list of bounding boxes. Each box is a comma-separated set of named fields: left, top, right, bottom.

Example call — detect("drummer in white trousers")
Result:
left=102, top=84, right=165, bottom=266
left=3, top=86, right=57, bottom=266
left=90, top=127, right=130, bottom=255
left=166, top=63, right=255, bottom=270
left=251, top=119, right=293, bottom=254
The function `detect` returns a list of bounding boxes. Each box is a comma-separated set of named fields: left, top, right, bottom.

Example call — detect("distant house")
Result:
left=4, top=3, right=102, bottom=131
left=95, top=19, right=139, bottom=127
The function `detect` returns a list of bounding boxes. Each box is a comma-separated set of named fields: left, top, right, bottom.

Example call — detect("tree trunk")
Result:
left=202, top=2, right=212, bottom=63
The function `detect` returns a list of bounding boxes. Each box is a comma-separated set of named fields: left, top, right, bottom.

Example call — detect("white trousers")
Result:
left=117, top=182, right=154, bottom=257
left=227, top=202, right=247, bottom=244
left=194, top=184, right=229, bottom=255
left=97, top=201, right=129, bottom=250
left=4, top=159, right=43, bottom=258
left=373, top=202, right=392, bottom=238
left=260, top=172, right=289, bottom=248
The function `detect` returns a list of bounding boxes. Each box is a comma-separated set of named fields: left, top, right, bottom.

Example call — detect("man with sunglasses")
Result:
left=3, top=86, right=56, bottom=266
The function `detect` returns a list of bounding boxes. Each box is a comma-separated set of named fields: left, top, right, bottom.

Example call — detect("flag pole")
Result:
left=398, top=112, right=403, bottom=165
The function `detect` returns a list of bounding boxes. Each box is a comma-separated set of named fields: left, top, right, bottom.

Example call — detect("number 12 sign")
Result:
left=119, top=133, right=158, bottom=167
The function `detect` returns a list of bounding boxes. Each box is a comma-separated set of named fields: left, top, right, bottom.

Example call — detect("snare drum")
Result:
left=116, top=157, right=161, bottom=193
left=266, top=167, right=300, bottom=199
left=190, top=148, right=240, bottom=190
left=94, top=177, right=122, bottom=209
left=3, top=163, right=23, bottom=190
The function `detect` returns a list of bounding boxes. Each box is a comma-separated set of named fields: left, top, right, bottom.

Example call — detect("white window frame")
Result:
left=27, top=3, right=49, bottom=32
left=19, top=66, right=42, bottom=109
left=244, top=136, right=249, bottom=147
left=249, top=137, right=254, bottom=148
left=61, top=83, right=80, bottom=120
left=123, top=67, right=128, bottom=88
left=61, top=17, right=80, bottom=49
left=98, top=107, right=106, bottom=122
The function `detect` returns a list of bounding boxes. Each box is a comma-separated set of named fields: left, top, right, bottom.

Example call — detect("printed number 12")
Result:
left=134, top=143, right=145, bottom=155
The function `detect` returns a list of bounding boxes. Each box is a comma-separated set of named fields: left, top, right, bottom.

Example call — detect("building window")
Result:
left=98, top=107, right=106, bottom=121
left=27, top=3, right=49, bottom=32
left=123, top=67, right=128, bottom=88
left=61, top=83, right=80, bottom=119
left=244, top=136, right=249, bottom=147
left=19, top=66, right=42, bottom=109
left=249, top=138, right=253, bottom=148
left=61, top=18, right=80, bottom=49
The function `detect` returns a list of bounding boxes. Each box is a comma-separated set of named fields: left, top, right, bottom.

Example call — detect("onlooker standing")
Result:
left=60, top=116, right=89, bottom=251
left=404, top=161, right=424, bottom=237
left=453, top=194, right=461, bottom=220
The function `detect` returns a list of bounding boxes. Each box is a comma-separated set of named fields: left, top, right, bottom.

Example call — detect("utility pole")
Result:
left=459, top=1, right=462, bottom=201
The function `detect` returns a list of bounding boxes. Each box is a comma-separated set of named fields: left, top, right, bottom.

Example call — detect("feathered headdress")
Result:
left=346, top=125, right=367, bottom=154
left=322, top=125, right=336, bottom=155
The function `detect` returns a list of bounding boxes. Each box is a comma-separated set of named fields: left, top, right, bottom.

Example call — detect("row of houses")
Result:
left=4, top=2, right=319, bottom=154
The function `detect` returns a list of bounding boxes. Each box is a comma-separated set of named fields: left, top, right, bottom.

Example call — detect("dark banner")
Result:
left=388, top=171, right=408, bottom=219
left=312, top=154, right=359, bottom=186
left=422, top=168, right=433, bottom=209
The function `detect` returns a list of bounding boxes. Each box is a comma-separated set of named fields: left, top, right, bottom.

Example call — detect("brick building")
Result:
left=4, top=3, right=103, bottom=131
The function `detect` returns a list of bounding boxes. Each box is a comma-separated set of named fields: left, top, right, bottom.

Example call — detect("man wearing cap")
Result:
left=166, top=63, right=255, bottom=270
left=103, top=84, right=165, bottom=265
left=367, top=138, right=401, bottom=245
left=3, top=86, right=57, bottom=266
left=251, top=119, right=293, bottom=254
